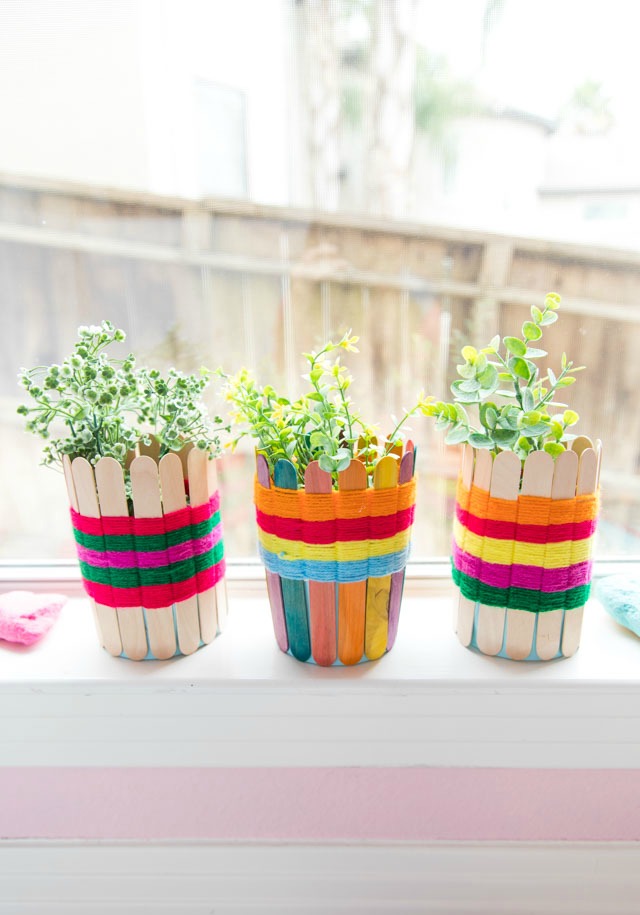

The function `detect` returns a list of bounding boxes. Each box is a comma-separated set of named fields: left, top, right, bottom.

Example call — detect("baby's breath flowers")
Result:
left=422, top=293, right=585, bottom=460
left=220, top=331, right=430, bottom=485
left=18, top=320, right=227, bottom=470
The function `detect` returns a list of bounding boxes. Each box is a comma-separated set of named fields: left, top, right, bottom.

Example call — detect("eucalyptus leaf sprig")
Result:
left=423, top=293, right=584, bottom=461
left=220, top=331, right=429, bottom=485
left=17, top=320, right=228, bottom=470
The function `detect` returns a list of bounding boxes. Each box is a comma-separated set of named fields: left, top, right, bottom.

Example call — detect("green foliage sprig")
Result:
left=423, top=293, right=584, bottom=460
left=221, top=332, right=429, bottom=484
left=18, top=320, right=227, bottom=469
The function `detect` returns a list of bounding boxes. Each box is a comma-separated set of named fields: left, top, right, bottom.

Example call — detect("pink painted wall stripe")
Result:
left=2, top=767, right=640, bottom=841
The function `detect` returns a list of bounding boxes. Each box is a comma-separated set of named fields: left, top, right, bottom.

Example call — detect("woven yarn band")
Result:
left=451, top=478, right=599, bottom=613
left=254, top=476, right=417, bottom=583
left=70, top=493, right=225, bottom=609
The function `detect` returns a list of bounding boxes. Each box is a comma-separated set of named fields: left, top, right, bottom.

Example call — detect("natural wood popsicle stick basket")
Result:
left=63, top=444, right=227, bottom=660
left=254, top=447, right=417, bottom=666
left=452, top=437, right=602, bottom=661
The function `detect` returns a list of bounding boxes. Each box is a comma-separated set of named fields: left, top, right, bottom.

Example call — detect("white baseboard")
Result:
left=1, top=841, right=639, bottom=915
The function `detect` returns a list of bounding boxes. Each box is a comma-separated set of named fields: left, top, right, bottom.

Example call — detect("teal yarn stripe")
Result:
left=78, top=541, right=224, bottom=588
left=72, top=512, right=220, bottom=552
left=452, top=565, right=591, bottom=612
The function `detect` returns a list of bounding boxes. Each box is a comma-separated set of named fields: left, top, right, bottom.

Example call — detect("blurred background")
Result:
left=1, top=0, right=638, bottom=560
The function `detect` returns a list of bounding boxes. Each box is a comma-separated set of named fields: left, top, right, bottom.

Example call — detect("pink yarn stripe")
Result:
left=452, top=543, right=593, bottom=593
left=70, top=493, right=220, bottom=536
left=76, top=527, right=222, bottom=570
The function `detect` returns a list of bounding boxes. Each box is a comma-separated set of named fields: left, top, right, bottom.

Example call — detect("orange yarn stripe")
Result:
left=456, top=479, right=599, bottom=525
left=254, top=476, right=417, bottom=521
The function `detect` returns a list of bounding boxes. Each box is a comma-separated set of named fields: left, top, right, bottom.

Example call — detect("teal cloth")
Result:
left=595, top=575, right=640, bottom=637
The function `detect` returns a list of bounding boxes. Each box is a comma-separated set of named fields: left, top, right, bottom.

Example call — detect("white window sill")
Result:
left=1, top=561, right=639, bottom=769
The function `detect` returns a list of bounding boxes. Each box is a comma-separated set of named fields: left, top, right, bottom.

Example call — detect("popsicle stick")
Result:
left=364, top=456, right=399, bottom=660
left=562, top=446, right=599, bottom=657
left=188, top=448, right=220, bottom=643
left=128, top=456, right=176, bottom=660
left=92, top=457, right=149, bottom=661
left=570, top=435, right=593, bottom=458
left=507, top=451, right=551, bottom=659
left=305, top=461, right=337, bottom=666
left=70, top=457, right=125, bottom=658
left=337, top=459, right=368, bottom=665
left=476, top=451, right=519, bottom=656
left=256, top=454, right=288, bottom=653
left=531, top=449, right=578, bottom=661
left=274, top=459, right=310, bottom=662
left=207, top=455, right=228, bottom=632
left=456, top=444, right=476, bottom=646
left=387, top=449, right=415, bottom=651
left=159, top=452, right=201, bottom=655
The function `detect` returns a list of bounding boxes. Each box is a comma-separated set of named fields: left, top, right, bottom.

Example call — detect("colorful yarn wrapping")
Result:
left=451, top=478, right=599, bottom=612
left=70, top=493, right=225, bottom=609
left=254, top=476, right=417, bottom=582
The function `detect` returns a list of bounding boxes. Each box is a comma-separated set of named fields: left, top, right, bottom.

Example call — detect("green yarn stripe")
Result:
left=78, top=541, right=224, bottom=588
left=452, top=566, right=591, bottom=612
left=72, top=513, right=220, bottom=553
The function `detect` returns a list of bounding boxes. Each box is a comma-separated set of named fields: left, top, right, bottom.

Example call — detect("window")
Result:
left=1, top=0, right=639, bottom=562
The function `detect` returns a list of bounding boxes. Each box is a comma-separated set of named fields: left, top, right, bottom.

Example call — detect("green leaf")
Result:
left=491, top=428, right=519, bottom=447
left=531, top=305, right=543, bottom=323
left=461, top=345, right=477, bottom=362
left=509, top=357, right=531, bottom=381
left=563, top=409, right=579, bottom=426
left=457, top=363, right=476, bottom=379
left=459, top=379, right=481, bottom=393
left=523, top=422, right=551, bottom=436
left=498, top=372, right=512, bottom=381
left=522, top=410, right=542, bottom=427
left=522, top=388, right=535, bottom=411
left=454, top=404, right=470, bottom=424
left=336, top=455, right=352, bottom=471
left=540, top=311, right=558, bottom=325
left=496, top=390, right=517, bottom=398
left=522, top=322, right=543, bottom=341
left=544, top=442, right=565, bottom=458
left=504, top=336, right=527, bottom=356
left=545, top=292, right=561, bottom=310
left=318, top=454, right=335, bottom=473
left=524, top=347, right=547, bottom=359
left=556, top=376, right=576, bottom=387
left=482, top=334, right=501, bottom=354
left=468, top=432, right=494, bottom=449
left=477, top=364, right=498, bottom=388
left=483, top=406, right=498, bottom=429
left=445, top=424, right=470, bottom=446
left=547, top=367, right=557, bottom=387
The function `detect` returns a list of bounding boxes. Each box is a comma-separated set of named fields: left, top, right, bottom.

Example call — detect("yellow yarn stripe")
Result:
left=257, top=527, right=412, bottom=563
left=452, top=518, right=594, bottom=568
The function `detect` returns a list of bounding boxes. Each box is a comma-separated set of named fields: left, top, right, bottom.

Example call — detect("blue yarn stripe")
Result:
left=259, top=545, right=411, bottom=582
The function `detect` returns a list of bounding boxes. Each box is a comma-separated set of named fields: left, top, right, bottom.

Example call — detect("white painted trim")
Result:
left=1, top=841, right=639, bottom=914
left=2, top=593, right=640, bottom=768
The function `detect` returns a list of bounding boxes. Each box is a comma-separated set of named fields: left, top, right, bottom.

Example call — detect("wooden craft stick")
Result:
left=476, top=451, right=520, bottom=656
left=456, top=444, right=476, bottom=647
left=64, top=456, right=123, bottom=657
left=92, top=456, right=149, bottom=660
left=534, top=449, right=578, bottom=660
left=365, top=455, right=399, bottom=660
left=159, top=452, right=201, bottom=655
left=509, top=451, right=553, bottom=660
left=256, top=454, right=288, bottom=653
left=570, top=435, right=593, bottom=458
left=188, top=447, right=220, bottom=643
left=562, top=445, right=599, bottom=657
left=337, top=459, right=368, bottom=665
left=274, top=459, right=311, bottom=662
left=387, top=448, right=414, bottom=651
left=305, top=461, right=337, bottom=666
left=129, top=455, right=177, bottom=660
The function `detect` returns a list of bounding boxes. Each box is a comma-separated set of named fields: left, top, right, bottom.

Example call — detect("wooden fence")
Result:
left=2, top=173, right=639, bottom=558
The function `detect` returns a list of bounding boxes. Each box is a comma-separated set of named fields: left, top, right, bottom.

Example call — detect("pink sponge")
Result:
left=0, top=591, right=67, bottom=646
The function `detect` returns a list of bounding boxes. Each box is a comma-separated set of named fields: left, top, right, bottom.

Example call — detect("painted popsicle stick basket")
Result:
left=62, top=444, right=228, bottom=660
left=254, top=448, right=417, bottom=666
left=452, top=438, right=601, bottom=661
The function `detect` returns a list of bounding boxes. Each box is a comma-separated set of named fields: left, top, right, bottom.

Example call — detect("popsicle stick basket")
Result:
left=62, top=445, right=228, bottom=660
left=254, top=447, right=417, bottom=666
left=452, top=437, right=601, bottom=661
